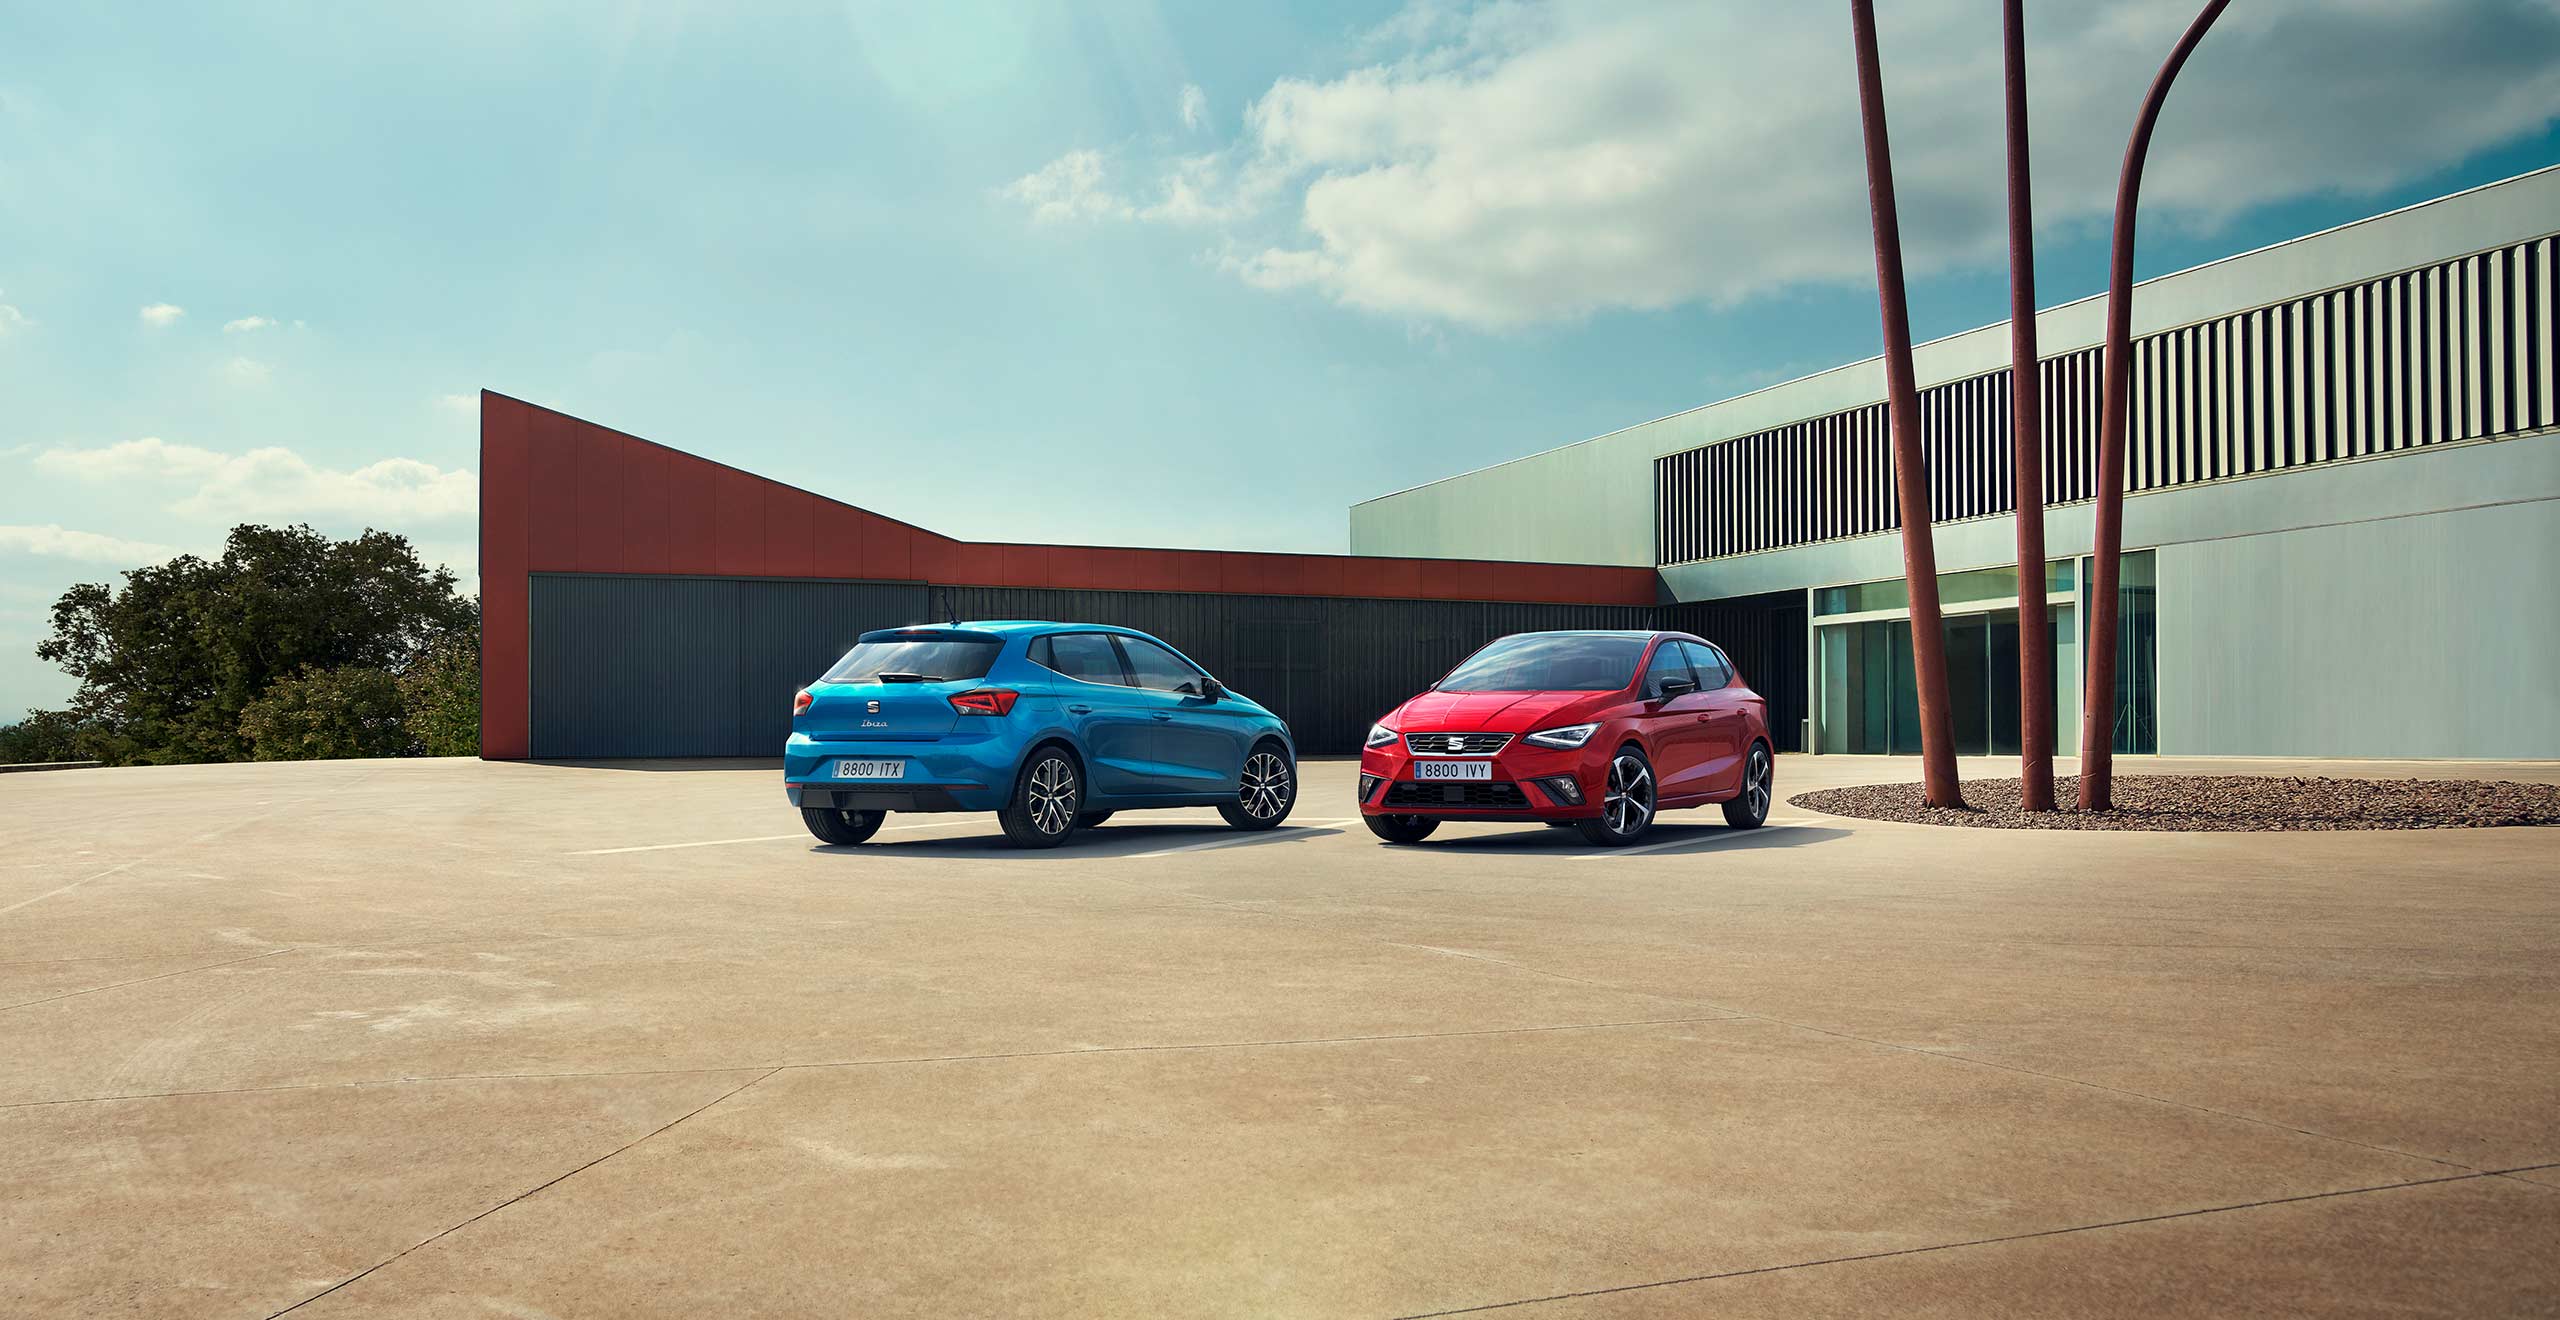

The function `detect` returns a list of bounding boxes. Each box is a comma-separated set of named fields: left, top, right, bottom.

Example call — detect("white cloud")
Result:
left=222, top=315, right=276, bottom=333
left=1012, top=0, right=2560, bottom=329
left=413, top=539, right=480, bottom=598
left=0, top=291, right=27, bottom=335
left=435, top=392, right=478, bottom=415
left=1006, top=148, right=1268, bottom=228
left=0, top=525, right=182, bottom=564
left=1178, top=83, right=1210, bottom=132
left=138, top=302, right=185, bottom=328
left=1001, top=149, right=1132, bottom=224
left=224, top=356, right=273, bottom=384
left=34, top=437, right=476, bottom=525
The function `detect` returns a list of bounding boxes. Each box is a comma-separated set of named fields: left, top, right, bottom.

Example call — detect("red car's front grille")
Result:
left=1402, top=732, right=1512, bottom=755
left=1383, top=780, right=1530, bottom=810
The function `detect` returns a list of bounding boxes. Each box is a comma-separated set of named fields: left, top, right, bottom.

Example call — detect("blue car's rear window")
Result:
left=821, top=637, right=1001, bottom=684
left=1439, top=634, right=1646, bottom=692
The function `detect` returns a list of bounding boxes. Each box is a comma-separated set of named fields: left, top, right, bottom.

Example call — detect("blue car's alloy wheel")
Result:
left=1219, top=747, right=1296, bottom=830
left=1001, top=749, right=1082, bottom=849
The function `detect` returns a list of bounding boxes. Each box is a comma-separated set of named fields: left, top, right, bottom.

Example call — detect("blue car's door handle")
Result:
left=1067, top=704, right=1093, bottom=714
left=1152, top=713, right=1173, bottom=721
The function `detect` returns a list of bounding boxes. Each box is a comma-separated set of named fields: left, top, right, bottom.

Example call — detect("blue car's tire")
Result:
left=802, top=807, right=884, bottom=846
left=1219, top=743, right=1296, bottom=830
left=1000, top=746, right=1082, bottom=849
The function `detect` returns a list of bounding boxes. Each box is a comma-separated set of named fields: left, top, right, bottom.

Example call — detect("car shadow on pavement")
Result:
left=535, top=758, right=783, bottom=772
left=811, top=820, right=1353, bottom=860
left=1403, top=821, right=1850, bottom=858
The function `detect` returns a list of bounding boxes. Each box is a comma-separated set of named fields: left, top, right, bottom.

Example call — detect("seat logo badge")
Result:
left=867, top=700, right=882, bottom=714
left=1445, top=736, right=1465, bottom=752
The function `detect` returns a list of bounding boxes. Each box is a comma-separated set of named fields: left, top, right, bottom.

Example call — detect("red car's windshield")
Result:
left=1438, top=634, right=1646, bottom=692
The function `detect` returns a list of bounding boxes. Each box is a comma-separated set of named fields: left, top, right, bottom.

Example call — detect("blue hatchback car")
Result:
left=784, top=621, right=1298, bottom=848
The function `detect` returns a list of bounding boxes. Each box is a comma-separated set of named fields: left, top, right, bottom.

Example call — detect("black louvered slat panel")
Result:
left=1648, top=230, right=2558, bottom=570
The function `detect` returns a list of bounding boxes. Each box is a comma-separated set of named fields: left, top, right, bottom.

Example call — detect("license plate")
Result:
left=833, top=759, right=906, bottom=780
left=1412, top=760, right=1492, bottom=781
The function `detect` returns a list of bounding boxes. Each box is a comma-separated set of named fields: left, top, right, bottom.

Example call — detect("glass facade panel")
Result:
left=1817, top=619, right=1894, bottom=754
left=2052, top=603, right=2079, bottom=749
left=1813, top=561, right=2108, bottom=759
left=1888, top=620, right=1922, bottom=755
left=1988, top=609, right=2021, bottom=758
left=1814, top=560, right=2074, bottom=616
left=1944, top=614, right=1991, bottom=755
left=2111, top=551, right=2158, bottom=755
left=1814, top=578, right=1908, bottom=617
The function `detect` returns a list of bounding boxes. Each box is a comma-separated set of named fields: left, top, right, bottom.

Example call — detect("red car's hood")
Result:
left=1392, top=689, right=1606, bottom=733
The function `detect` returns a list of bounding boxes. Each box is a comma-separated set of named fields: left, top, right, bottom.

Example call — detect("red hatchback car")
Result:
left=1358, top=630, right=1774, bottom=848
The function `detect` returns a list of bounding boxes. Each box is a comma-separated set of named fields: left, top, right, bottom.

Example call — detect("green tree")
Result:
left=0, top=709, right=95, bottom=765
left=239, top=665, right=413, bottom=761
left=400, top=628, right=481, bottom=757
left=36, top=524, right=474, bottom=765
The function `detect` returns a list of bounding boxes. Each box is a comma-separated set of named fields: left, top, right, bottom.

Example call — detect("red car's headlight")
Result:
left=1523, top=722, right=1600, bottom=750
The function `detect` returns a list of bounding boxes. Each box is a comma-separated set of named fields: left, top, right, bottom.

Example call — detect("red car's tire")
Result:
left=1722, top=742, right=1772, bottom=829
left=1363, top=814, right=1438, bottom=844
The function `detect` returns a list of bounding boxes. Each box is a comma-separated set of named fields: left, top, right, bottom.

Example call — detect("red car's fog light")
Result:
left=1358, top=773, right=1383, bottom=802
left=1534, top=775, right=1584, bottom=806
left=949, top=688, right=1019, bottom=716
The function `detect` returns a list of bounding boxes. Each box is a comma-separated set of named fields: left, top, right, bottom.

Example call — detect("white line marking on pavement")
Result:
left=570, top=834, right=807, bottom=855
left=0, top=784, right=348, bottom=917
left=1569, top=821, right=1800, bottom=861
left=0, top=859, right=141, bottom=916
left=569, top=820, right=967, bottom=856
left=1124, top=819, right=1358, bottom=860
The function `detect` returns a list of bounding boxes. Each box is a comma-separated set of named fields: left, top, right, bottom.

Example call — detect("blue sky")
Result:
left=4, top=0, right=2558, bottom=721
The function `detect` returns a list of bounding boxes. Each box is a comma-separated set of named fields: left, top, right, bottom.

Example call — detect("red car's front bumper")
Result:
left=1356, top=737, right=1606, bottom=822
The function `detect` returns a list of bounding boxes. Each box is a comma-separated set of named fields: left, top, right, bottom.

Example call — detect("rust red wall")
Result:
left=479, top=391, right=1661, bottom=758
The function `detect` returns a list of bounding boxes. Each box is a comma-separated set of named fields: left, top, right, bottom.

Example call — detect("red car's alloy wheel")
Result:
left=1724, top=744, right=1772, bottom=829
left=1578, top=750, right=1655, bottom=846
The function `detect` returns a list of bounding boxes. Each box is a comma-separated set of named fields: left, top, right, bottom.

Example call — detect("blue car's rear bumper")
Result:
left=784, top=732, right=1018, bottom=813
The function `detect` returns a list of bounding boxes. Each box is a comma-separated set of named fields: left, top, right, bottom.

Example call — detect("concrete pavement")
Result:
left=3, top=753, right=2554, bottom=1317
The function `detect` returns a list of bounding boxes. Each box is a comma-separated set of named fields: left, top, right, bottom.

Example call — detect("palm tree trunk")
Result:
left=1847, top=0, right=1964, bottom=809
left=2082, top=0, right=2228, bottom=811
left=2002, top=0, right=2054, bottom=811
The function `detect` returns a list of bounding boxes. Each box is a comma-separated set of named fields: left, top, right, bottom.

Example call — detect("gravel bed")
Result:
left=1790, top=774, right=2560, bottom=831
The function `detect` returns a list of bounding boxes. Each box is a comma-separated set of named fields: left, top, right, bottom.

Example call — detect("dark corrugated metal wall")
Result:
left=931, top=585, right=1657, bottom=754
left=530, top=575, right=928, bottom=757
left=1659, top=591, right=1808, bottom=752
left=528, top=573, right=1805, bottom=758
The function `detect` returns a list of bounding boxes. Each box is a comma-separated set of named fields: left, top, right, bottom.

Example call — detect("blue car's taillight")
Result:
left=950, top=688, right=1019, bottom=716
